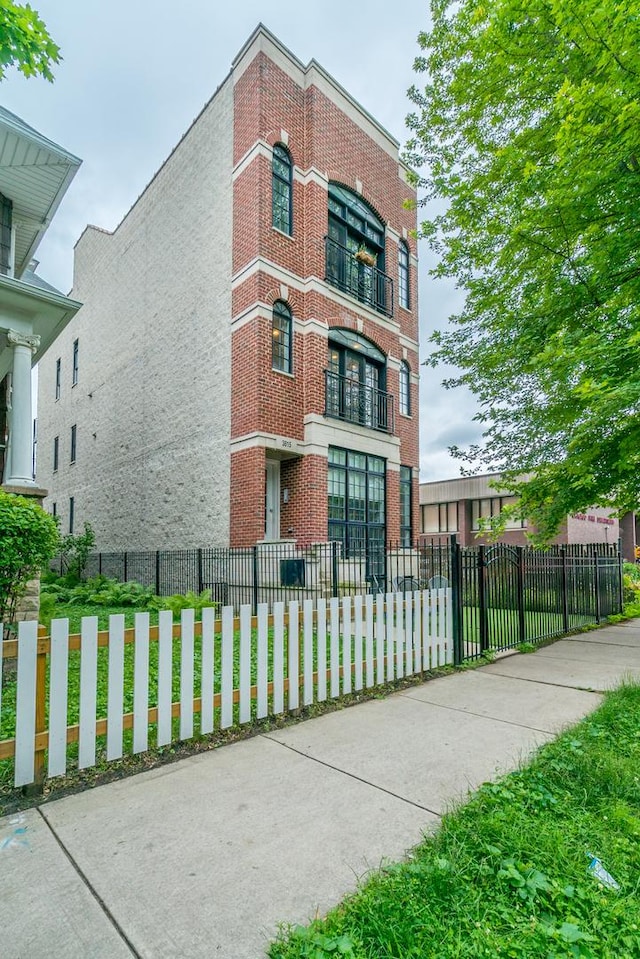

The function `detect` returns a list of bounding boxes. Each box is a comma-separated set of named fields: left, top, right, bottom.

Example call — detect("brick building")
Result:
left=36, top=26, right=420, bottom=557
left=420, top=474, right=619, bottom=547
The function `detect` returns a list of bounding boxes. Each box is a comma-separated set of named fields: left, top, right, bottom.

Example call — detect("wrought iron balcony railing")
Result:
left=324, top=369, right=394, bottom=434
left=324, top=236, right=394, bottom=318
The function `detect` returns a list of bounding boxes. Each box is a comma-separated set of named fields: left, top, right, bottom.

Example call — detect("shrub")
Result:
left=41, top=575, right=155, bottom=608
left=150, top=589, right=216, bottom=616
left=57, top=522, right=96, bottom=582
left=0, top=490, right=59, bottom=634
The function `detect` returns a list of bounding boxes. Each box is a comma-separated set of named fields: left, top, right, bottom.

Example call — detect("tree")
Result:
left=0, top=1, right=60, bottom=82
left=58, top=522, right=95, bottom=582
left=407, top=0, right=640, bottom=542
left=0, top=490, right=59, bottom=634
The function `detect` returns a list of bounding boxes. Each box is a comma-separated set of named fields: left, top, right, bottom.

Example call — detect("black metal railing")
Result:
left=324, top=369, right=394, bottom=433
left=324, top=236, right=393, bottom=318
left=56, top=538, right=623, bottom=655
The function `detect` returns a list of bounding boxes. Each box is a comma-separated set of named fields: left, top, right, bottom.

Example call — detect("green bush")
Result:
left=623, top=572, right=640, bottom=605
left=57, top=522, right=95, bottom=582
left=150, top=589, right=216, bottom=616
left=0, top=490, right=59, bottom=634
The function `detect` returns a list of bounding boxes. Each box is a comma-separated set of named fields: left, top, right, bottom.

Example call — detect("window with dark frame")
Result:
left=400, top=466, right=412, bottom=546
left=398, top=240, right=410, bottom=309
left=55, top=358, right=61, bottom=400
left=69, top=496, right=75, bottom=534
left=72, top=338, right=79, bottom=386
left=52, top=502, right=57, bottom=518
left=0, top=192, right=12, bottom=276
left=399, top=361, right=411, bottom=416
left=272, top=300, right=293, bottom=373
left=53, top=435, right=59, bottom=472
left=70, top=424, right=77, bottom=464
left=272, top=144, right=292, bottom=235
left=328, top=447, right=386, bottom=580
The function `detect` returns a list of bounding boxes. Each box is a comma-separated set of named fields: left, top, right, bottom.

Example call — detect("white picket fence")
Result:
left=1, top=588, right=453, bottom=788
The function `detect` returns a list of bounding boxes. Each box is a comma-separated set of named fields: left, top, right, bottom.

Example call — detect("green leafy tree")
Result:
left=58, top=521, right=96, bottom=582
left=407, top=0, right=640, bottom=542
left=0, top=0, right=60, bottom=82
left=0, top=490, right=59, bottom=633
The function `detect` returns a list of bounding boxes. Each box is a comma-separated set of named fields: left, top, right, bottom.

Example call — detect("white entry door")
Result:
left=265, top=459, right=281, bottom=541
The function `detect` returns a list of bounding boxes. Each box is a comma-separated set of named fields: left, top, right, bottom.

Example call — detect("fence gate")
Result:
left=480, top=545, right=523, bottom=652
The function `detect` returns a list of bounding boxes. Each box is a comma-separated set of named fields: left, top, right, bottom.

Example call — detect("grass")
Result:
left=269, top=683, right=640, bottom=959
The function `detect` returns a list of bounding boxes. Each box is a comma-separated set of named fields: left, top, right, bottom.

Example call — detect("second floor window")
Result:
left=53, top=435, right=59, bottom=472
left=55, top=358, right=61, bottom=400
left=422, top=502, right=458, bottom=534
left=272, top=144, right=292, bottom=234
left=398, top=240, right=410, bottom=309
left=399, top=361, right=411, bottom=416
left=325, top=329, right=391, bottom=433
left=272, top=300, right=293, bottom=373
left=72, top=339, right=79, bottom=386
left=70, top=424, right=77, bottom=464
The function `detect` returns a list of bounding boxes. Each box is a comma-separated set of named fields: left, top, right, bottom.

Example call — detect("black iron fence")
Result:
left=56, top=538, right=623, bottom=663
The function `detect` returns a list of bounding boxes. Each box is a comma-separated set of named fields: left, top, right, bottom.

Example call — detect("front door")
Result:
left=265, top=459, right=281, bottom=541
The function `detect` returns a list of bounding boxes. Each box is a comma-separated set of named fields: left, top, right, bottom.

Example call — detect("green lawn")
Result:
left=269, top=683, right=640, bottom=959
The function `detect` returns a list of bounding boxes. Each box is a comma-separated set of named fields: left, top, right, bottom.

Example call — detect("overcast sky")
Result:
left=2, top=0, right=482, bottom=480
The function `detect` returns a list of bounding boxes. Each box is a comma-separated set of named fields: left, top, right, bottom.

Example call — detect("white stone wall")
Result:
left=37, top=78, right=234, bottom=550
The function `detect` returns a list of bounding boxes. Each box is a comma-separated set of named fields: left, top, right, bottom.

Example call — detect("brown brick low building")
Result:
left=420, top=473, right=620, bottom=548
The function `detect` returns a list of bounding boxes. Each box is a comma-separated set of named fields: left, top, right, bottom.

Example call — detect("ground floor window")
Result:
left=400, top=466, right=412, bottom=546
left=328, top=447, right=386, bottom=573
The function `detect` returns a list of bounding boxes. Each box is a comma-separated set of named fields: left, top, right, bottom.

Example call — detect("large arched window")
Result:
left=325, top=328, right=391, bottom=433
left=325, top=183, right=392, bottom=317
left=272, top=300, right=292, bottom=373
left=272, top=144, right=292, bottom=235
left=399, top=360, right=411, bottom=416
left=398, top=240, right=410, bottom=310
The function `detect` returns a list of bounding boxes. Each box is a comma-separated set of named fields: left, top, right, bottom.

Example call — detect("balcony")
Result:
left=324, top=369, right=394, bottom=434
left=324, top=236, right=394, bottom=318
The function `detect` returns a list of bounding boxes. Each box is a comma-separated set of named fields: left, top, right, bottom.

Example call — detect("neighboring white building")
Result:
left=0, top=106, right=81, bottom=496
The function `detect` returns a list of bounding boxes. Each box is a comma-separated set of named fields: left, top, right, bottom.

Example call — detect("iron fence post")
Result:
left=618, top=538, right=624, bottom=614
left=594, top=547, right=601, bottom=624
left=516, top=545, right=526, bottom=645
left=155, top=550, right=161, bottom=595
left=98, top=552, right=102, bottom=576
left=449, top=534, right=463, bottom=665
left=197, top=548, right=204, bottom=595
left=252, top=545, right=259, bottom=615
left=331, top=540, right=339, bottom=598
left=478, top=544, right=488, bottom=653
left=123, top=551, right=128, bottom=583
left=561, top=546, right=569, bottom=633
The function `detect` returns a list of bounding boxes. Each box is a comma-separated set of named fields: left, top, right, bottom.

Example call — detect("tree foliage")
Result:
left=407, top=0, right=640, bottom=541
left=0, top=0, right=60, bottom=82
left=0, top=490, right=59, bottom=630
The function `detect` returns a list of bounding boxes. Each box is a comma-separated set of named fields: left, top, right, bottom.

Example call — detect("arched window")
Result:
left=272, top=300, right=292, bottom=373
left=399, top=361, right=411, bottom=416
left=398, top=240, right=410, bottom=309
left=272, top=144, right=292, bottom=235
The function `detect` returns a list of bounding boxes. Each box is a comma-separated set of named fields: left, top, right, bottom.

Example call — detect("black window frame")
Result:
left=0, top=192, right=12, bottom=276
left=69, top=496, right=75, bottom=534
left=53, top=435, right=59, bottom=472
left=399, top=360, right=411, bottom=416
left=72, top=338, right=79, bottom=386
left=272, top=300, right=293, bottom=374
left=70, top=424, right=77, bottom=464
left=398, top=240, right=410, bottom=310
left=272, top=143, right=293, bottom=235
left=52, top=502, right=57, bottom=518
left=55, top=358, right=61, bottom=400
left=400, top=466, right=412, bottom=547
left=328, top=446, right=387, bottom=579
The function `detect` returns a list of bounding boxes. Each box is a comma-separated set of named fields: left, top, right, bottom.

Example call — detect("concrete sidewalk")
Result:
left=2, top=620, right=639, bottom=959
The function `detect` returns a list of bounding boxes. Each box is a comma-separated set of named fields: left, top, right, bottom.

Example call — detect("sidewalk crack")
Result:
left=37, top=807, right=142, bottom=958
left=261, top=734, right=442, bottom=819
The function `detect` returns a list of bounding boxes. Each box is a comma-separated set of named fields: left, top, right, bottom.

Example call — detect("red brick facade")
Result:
left=230, top=38, right=419, bottom=548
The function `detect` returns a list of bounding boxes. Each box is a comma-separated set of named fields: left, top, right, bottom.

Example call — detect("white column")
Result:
left=5, top=330, right=40, bottom=486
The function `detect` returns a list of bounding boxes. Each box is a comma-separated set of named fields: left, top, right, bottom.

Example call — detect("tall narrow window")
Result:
left=398, top=240, right=410, bottom=309
left=55, top=358, right=61, bottom=400
left=53, top=435, right=59, bottom=472
left=272, top=300, right=293, bottom=373
left=52, top=502, right=57, bottom=518
left=70, top=424, right=77, bottom=464
left=400, top=466, right=412, bottom=546
left=0, top=192, right=12, bottom=276
left=272, top=144, right=292, bottom=235
left=69, top=496, right=75, bottom=534
left=399, top=361, right=411, bottom=416
left=72, top=338, right=79, bottom=386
